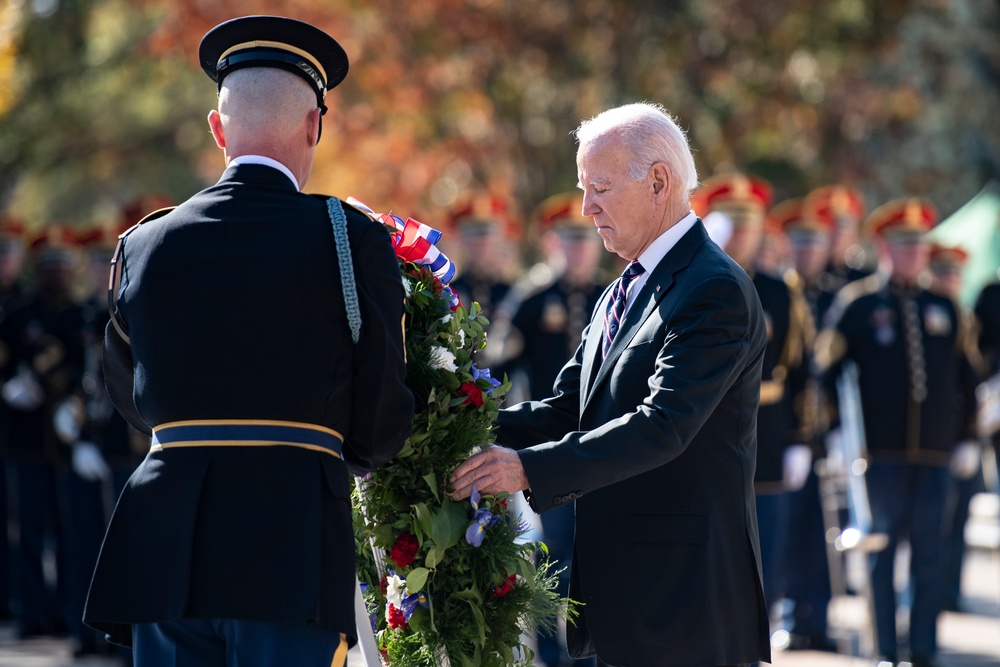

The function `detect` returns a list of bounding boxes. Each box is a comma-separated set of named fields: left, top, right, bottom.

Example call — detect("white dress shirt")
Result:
left=623, top=210, right=698, bottom=316
left=228, top=155, right=299, bottom=191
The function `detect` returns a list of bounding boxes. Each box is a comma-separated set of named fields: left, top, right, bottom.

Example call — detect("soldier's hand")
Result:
left=448, top=446, right=529, bottom=500
left=950, top=440, right=982, bottom=480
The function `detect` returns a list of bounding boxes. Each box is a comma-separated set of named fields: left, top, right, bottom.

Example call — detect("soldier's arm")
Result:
left=342, top=217, right=414, bottom=475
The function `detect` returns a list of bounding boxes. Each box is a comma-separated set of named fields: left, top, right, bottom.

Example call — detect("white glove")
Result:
left=783, top=444, right=813, bottom=491
left=53, top=396, right=85, bottom=444
left=950, top=440, right=982, bottom=480
left=72, top=441, right=111, bottom=482
left=1, top=364, right=45, bottom=412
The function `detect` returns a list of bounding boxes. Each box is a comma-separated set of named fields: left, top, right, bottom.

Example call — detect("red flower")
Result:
left=378, top=573, right=389, bottom=596
left=499, top=497, right=508, bottom=510
left=387, top=603, right=408, bottom=629
left=389, top=532, right=419, bottom=568
left=492, top=573, right=517, bottom=598
left=459, top=382, right=484, bottom=408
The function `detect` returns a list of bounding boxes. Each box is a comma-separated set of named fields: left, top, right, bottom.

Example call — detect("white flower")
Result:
left=428, top=345, right=458, bottom=373
left=438, top=314, right=453, bottom=326
left=457, top=328, right=466, bottom=347
left=402, top=275, right=414, bottom=298
left=386, top=573, right=406, bottom=608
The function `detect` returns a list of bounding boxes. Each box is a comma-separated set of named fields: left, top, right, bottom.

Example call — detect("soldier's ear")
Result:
left=306, top=107, right=322, bottom=148
left=207, top=110, right=226, bottom=149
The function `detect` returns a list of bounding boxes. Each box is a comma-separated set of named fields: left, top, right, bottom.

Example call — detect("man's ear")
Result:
left=306, top=107, right=322, bottom=147
left=207, top=110, right=226, bottom=149
left=650, top=163, right=671, bottom=201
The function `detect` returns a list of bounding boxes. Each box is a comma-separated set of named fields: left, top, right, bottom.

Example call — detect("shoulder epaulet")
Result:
left=124, top=206, right=175, bottom=237
left=310, top=194, right=377, bottom=222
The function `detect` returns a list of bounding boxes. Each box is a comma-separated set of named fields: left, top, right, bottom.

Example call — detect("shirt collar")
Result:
left=228, top=155, right=299, bottom=191
left=636, top=210, right=699, bottom=273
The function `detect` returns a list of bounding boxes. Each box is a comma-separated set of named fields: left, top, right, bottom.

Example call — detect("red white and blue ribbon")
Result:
left=348, top=197, right=460, bottom=309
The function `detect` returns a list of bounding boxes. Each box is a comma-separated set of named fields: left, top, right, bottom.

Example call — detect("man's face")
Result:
left=577, top=136, right=656, bottom=260
left=790, top=234, right=830, bottom=281
left=885, top=238, right=929, bottom=284
left=559, top=232, right=603, bottom=284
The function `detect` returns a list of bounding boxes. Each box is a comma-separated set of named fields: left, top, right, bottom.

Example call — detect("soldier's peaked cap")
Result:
left=199, top=16, right=349, bottom=109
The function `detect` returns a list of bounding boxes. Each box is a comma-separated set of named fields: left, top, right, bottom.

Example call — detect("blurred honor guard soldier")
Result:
left=485, top=192, right=605, bottom=667
left=82, top=16, right=414, bottom=667
left=450, top=103, right=771, bottom=667
left=926, top=244, right=984, bottom=613
left=803, top=185, right=872, bottom=289
left=699, top=175, right=812, bottom=620
left=0, top=214, right=27, bottom=621
left=775, top=199, right=840, bottom=651
left=815, top=198, right=981, bottom=667
left=0, top=226, right=87, bottom=639
left=447, top=193, right=514, bottom=320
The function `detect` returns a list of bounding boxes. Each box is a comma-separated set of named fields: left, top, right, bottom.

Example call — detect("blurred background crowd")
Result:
left=0, top=0, right=999, bottom=666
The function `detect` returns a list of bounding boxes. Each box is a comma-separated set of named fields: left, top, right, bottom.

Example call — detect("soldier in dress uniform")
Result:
left=0, top=215, right=26, bottom=620
left=775, top=199, right=841, bottom=651
left=82, top=16, right=414, bottom=667
left=803, top=184, right=873, bottom=290
left=926, top=244, right=987, bottom=614
left=0, top=225, right=87, bottom=639
left=814, top=198, right=981, bottom=667
left=696, top=176, right=812, bottom=622
left=483, top=192, right=605, bottom=667
left=446, top=193, right=515, bottom=321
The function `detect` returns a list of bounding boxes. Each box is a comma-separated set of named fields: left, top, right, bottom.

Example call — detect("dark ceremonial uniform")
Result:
left=782, top=275, right=838, bottom=648
left=499, top=277, right=605, bottom=401
left=0, top=276, right=28, bottom=620
left=977, top=280, right=1000, bottom=383
left=818, top=274, right=979, bottom=465
left=816, top=272, right=980, bottom=660
left=84, top=163, right=414, bottom=647
left=0, top=282, right=87, bottom=636
left=752, top=268, right=811, bottom=611
left=450, top=274, right=510, bottom=322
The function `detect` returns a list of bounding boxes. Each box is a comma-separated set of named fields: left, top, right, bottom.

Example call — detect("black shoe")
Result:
left=911, top=656, right=938, bottom=667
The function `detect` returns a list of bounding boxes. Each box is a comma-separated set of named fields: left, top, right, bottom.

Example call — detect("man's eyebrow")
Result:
left=578, top=177, right=609, bottom=189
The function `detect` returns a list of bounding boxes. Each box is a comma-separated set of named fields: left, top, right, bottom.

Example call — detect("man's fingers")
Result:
left=450, top=451, right=487, bottom=482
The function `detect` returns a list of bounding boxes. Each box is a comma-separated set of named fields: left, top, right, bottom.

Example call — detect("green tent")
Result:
left=927, top=182, right=1000, bottom=308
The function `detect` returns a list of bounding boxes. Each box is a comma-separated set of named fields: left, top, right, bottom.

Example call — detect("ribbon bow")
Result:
left=347, top=197, right=460, bottom=310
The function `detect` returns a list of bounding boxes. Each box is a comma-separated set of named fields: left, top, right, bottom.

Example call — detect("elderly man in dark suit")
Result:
left=450, top=102, right=770, bottom=667
left=83, top=16, right=414, bottom=667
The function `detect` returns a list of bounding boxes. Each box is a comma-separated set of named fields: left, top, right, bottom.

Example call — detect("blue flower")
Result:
left=400, top=589, right=430, bottom=621
left=466, top=485, right=502, bottom=547
left=471, top=364, right=502, bottom=394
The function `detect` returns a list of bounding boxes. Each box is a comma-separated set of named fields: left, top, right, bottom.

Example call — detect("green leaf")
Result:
left=511, top=556, right=536, bottom=580
left=422, top=472, right=441, bottom=502
left=425, top=545, right=444, bottom=569
left=413, top=503, right=433, bottom=539
left=405, top=567, right=429, bottom=592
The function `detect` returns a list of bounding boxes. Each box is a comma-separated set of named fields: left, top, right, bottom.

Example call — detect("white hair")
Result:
left=218, top=67, right=316, bottom=139
left=574, top=102, right=698, bottom=197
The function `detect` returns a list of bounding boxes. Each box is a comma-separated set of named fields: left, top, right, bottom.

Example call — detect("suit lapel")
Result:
left=583, top=221, right=710, bottom=410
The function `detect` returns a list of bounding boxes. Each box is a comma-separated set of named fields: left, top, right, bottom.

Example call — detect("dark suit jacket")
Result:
left=498, top=221, right=770, bottom=667
left=84, top=164, right=414, bottom=646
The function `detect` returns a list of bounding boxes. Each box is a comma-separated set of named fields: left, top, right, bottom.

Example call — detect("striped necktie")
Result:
left=602, top=260, right=645, bottom=360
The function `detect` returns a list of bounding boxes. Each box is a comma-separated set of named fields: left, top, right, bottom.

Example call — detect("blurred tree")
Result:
left=0, top=0, right=212, bottom=230
left=1, top=0, right=998, bottom=238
